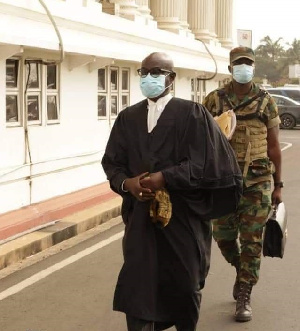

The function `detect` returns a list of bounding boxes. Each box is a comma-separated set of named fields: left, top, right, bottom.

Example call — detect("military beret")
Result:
left=230, top=47, right=255, bottom=64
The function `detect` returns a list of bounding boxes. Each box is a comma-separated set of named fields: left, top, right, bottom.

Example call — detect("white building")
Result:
left=0, top=0, right=236, bottom=214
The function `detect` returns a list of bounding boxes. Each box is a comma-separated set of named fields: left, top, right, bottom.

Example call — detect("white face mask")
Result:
left=232, top=64, right=254, bottom=84
left=140, top=74, right=167, bottom=98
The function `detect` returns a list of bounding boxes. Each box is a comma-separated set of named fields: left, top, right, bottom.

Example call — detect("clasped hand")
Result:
left=124, top=172, right=165, bottom=201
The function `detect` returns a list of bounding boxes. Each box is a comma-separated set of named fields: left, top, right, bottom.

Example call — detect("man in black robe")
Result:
left=101, top=52, right=243, bottom=331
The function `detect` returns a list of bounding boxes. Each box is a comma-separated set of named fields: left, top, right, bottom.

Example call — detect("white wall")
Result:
left=0, top=0, right=232, bottom=213
left=0, top=57, right=228, bottom=213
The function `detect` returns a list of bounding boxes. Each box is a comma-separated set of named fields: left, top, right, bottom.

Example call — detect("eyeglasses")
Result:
left=137, top=67, right=174, bottom=78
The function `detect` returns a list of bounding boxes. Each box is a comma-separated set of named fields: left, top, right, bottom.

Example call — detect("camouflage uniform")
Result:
left=203, top=81, right=280, bottom=285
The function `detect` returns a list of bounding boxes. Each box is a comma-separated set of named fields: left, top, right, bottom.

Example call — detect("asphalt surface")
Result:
left=0, top=129, right=299, bottom=331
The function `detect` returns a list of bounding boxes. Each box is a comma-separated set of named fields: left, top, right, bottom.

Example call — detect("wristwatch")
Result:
left=274, top=181, right=284, bottom=188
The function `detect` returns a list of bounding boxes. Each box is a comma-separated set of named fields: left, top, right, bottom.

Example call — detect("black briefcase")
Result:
left=263, top=202, right=288, bottom=258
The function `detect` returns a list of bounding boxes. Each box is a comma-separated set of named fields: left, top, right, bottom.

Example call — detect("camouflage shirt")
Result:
left=203, top=81, right=280, bottom=129
left=203, top=81, right=281, bottom=185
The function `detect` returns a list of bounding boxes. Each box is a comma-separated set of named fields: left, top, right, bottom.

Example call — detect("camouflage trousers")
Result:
left=212, top=181, right=271, bottom=285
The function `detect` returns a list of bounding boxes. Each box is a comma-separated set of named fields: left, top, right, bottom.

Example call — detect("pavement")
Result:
left=0, top=182, right=122, bottom=270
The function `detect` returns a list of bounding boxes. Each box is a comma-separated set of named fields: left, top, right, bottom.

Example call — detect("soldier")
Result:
left=203, top=47, right=283, bottom=322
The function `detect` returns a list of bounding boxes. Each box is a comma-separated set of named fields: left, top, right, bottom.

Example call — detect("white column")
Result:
left=82, top=0, right=96, bottom=5
left=187, top=0, right=212, bottom=42
left=65, top=0, right=84, bottom=5
left=83, top=0, right=102, bottom=10
left=179, top=0, right=189, bottom=31
left=110, top=0, right=140, bottom=21
left=150, top=0, right=182, bottom=34
left=136, top=0, right=153, bottom=20
left=208, top=0, right=217, bottom=40
left=215, top=0, right=234, bottom=48
left=178, top=0, right=195, bottom=38
left=66, top=0, right=102, bottom=11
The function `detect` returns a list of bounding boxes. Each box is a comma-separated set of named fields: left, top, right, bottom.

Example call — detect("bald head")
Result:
left=139, top=52, right=176, bottom=100
left=142, top=52, right=174, bottom=71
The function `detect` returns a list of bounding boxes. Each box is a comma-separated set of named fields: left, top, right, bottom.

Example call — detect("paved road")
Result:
left=0, top=129, right=299, bottom=331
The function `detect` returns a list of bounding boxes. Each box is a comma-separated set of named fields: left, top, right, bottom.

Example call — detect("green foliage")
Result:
left=254, top=36, right=300, bottom=85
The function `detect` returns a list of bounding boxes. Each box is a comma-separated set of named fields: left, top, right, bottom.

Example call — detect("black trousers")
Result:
left=126, top=315, right=197, bottom=331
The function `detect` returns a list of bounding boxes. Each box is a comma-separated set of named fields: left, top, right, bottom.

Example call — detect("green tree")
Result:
left=255, top=36, right=284, bottom=62
left=255, top=36, right=288, bottom=84
left=285, top=39, right=300, bottom=64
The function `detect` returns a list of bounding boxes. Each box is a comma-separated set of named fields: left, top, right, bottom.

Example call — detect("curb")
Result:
left=0, top=196, right=122, bottom=271
left=0, top=182, right=117, bottom=241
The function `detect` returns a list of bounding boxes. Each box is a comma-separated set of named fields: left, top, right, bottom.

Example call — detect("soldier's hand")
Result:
left=272, top=187, right=282, bottom=205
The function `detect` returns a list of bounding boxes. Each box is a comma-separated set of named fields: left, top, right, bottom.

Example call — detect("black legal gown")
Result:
left=101, top=97, right=242, bottom=326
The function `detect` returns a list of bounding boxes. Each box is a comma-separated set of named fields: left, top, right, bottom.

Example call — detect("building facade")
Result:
left=0, top=0, right=235, bottom=214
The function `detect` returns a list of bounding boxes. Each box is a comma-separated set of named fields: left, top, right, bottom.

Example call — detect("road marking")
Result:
left=281, top=142, right=292, bottom=151
left=0, top=230, right=124, bottom=301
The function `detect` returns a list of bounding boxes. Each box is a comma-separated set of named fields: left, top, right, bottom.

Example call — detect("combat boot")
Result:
left=233, top=278, right=240, bottom=300
left=235, top=282, right=253, bottom=322
left=232, top=259, right=240, bottom=300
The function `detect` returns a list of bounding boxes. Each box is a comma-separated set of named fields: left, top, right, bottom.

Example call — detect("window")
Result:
left=202, top=80, right=206, bottom=101
left=274, top=96, right=282, bottom=105
left=97, top=66, right=130, bottom=119
left=191, top=79, right=195, bottom=101
left=26, top=62, right=41, bottom=123
left=169, top=79, right=175, bottom=96
left=46, top=65, right=59, bottom=122
left=98, top=68, right=106, bottom=90
left=98, top=68, right=107, bottom=117
left=191, top=78, right=206, bottom=103
left=121, top=69, right=129, bottom=110
left=6, top=59, right=20, bottom=124
left=5, top=58, right=60, bottom=127
left=110, top=68, right=119, bottom=116
left=285, top=89, right=300, bottom=101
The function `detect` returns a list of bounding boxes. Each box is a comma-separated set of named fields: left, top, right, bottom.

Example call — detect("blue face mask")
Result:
left=232, top=64, right=254, bottom=84
left=140, top=74, right=167, bottom=98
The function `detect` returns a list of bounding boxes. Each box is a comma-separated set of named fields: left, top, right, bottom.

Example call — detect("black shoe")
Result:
left=235, top=282, right=253, bottom=322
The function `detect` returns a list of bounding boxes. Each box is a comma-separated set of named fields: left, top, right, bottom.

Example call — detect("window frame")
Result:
left=191, top=78, right=206, bottom=103
left=97, top=65, right=131, bottom=120
left=110, top=67, right=119, bottom=118
left=121, top=68, right=130, bottom=111
left=46, top=64, right=60, bottom=124
left=25, top=61, right=42, bottom=125
left=6, top=58, right=22, bottom=127
left=97, top=67, right=108, bottom=118
left=170, top=78, right=175, bottom=96
left=5, top=57, right=60, bottom=127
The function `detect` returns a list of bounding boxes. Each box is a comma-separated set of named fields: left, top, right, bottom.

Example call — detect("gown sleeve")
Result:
left=101, top=113, right=129, bottom=195
left=161, top=103, right=243, bottom=218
